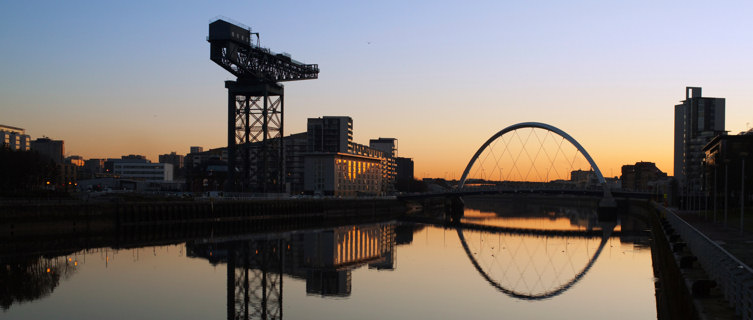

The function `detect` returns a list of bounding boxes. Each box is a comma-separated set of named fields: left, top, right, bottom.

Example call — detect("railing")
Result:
left=664, top=206, right=753, bottom=319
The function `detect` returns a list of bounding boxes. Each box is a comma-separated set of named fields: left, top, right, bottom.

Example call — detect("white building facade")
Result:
left=113, top=162, right=173, bottom=182
left=0, top=124, right=31, bottom=151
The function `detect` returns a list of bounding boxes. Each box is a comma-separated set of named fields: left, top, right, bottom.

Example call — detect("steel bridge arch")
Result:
left=458, top=122, right=607, bottom=191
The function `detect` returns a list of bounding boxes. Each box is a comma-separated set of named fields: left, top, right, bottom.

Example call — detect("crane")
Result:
left=208, top=18, right=319, bottom=192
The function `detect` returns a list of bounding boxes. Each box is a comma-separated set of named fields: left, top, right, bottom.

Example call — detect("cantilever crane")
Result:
left=208, top=18, right=319, bottom=192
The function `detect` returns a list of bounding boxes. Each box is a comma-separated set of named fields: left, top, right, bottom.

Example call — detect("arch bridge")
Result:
left=457, top=122, right=615, bottom=207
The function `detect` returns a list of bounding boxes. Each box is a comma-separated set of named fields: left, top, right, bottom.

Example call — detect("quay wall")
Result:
left=0, top=199, right=406, bottom=239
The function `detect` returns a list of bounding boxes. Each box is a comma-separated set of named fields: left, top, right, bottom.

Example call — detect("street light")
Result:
left=714, top=163, right=718, bottom=223
left=740, top=152, right=747, bottom=234
left=725, top=158, right=730, bottom=227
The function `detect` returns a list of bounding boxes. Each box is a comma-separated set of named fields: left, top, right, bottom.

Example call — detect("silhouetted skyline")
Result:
left=2, top=1, right=753, bottom=178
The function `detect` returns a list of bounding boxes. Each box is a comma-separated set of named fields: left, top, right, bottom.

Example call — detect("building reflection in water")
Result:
left=186, top=223, right=410, bottom=320
left=0, top=196, right=653, bottom=319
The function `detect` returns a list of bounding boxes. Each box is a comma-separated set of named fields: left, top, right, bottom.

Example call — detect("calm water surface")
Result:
left=2, top=198, right=657, bottom=319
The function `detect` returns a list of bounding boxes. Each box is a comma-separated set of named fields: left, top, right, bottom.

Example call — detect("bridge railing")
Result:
left=663, top=206, right=753, bottom=319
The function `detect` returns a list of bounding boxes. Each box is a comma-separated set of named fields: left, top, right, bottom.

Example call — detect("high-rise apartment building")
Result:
left=0, top=124, right=31, bottom=151
left=307, top=116, right=353, bottom=153
left=674, top=87, right=725, bottom=190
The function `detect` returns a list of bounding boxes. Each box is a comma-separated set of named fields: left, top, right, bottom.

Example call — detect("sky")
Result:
left=2, top=0, right=753, bottom=179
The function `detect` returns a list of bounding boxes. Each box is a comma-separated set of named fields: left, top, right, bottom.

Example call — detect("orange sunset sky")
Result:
left=3, top=1, right=753, bottom=179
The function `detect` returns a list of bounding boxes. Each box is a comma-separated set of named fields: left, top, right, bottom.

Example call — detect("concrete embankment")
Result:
left=1, top=198, right=406, bottom=239
left=652, top=204, right=740, bottom=319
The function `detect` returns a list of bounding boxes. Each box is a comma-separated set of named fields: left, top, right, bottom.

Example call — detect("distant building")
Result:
left=298, top=116, right=396, bottom=196
left=107, top=155, right=173, bottom=182
left=369, top=138, right=398, bottom=192
left=82, top=158, right=106, bottom=179
left=113, top=162, right=173, bottom=182
left=674, top=87, right=725, bottom=190
left=29, top=137, right=76, bottom=189
left=159, top=152, right=184, bottom=169
left=190, top=146, right=204, bottom=154
left=621, top=162, right=668, bottom=191
left=307, top=116, right=353, bottom=153
left=159, top=151, right=184, bottom=178
left=0, top=124, right=31, bottom=151
left=30, top=137, right=64, bottom=164
left=304, top=152, right=382, bottom=196
left=284, top=132, right=308, bottom=194
left=570, top=169, right=599, bottom=188
left=395, top=157, right=414, bottom=192
left=185, top=147, right=227, bottom=191
left=703, top=131, right=753, bottom=208
left=66, top=155, right=84, bottom=167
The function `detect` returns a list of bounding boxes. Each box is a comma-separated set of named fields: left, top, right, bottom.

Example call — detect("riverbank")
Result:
left=654, top=204, right=747, bottom=319
left=1, top=198, right=406, bottom=240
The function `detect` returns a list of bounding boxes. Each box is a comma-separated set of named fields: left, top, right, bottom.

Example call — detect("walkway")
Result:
left=665, top=206, right=753, bottom=319
left=675, top=210, right=753, bottom=269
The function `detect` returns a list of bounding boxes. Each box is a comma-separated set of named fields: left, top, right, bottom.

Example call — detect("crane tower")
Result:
left=208, top=18, right=319, bottom=192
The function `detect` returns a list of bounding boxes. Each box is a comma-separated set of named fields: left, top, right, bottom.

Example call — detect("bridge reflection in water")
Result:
left=0, top=196, right=654, bottom=319
left=182, top=196, right=649, bottom=319
left=456, top=196, right=623, bottom=301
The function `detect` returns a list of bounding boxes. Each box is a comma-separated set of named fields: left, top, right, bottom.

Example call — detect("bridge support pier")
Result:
left=598, top=186, right=618, bottom=221
left=447, top=196, right=465, bottom=224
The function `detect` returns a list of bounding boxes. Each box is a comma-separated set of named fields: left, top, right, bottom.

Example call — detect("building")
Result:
left=108, top=156, right=173, bottom=182
left=159, top=152, right=184, bottom=178
left=30, top=137, right=64, bottom=164
left=66, top=155, right=84, bottom=167
left=113, top=162, right=173, bottom=182
left=570, top=169, right=599, bottom=188
left=620, top=162, right=668, bottom=191
left=304, top=152, right=383, bottom=196
left=703, top=131, right=753, bottom=209
left=0, top=124, right=31, bottom=151
left=395, top=157, right=414, bottom=192
left=185, top=147, right=228, bottom=191
left=30, top=137, right=76, bottom=189
left=82, top=159, right=106, bottom=179
left=284, top=132, right=308, bottom=194
left=674, top=87, right=725, bottom=190
left=186, top=147, right=226, bottom=169
left=307, top=116, right=353, bottom=153
left=369, top=138, right=398, bottom=192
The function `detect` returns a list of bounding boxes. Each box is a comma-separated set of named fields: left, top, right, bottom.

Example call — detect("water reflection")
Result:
left=456, top=195, right=648, bottom=300
left=0, top=196, right=655, bottom=319
left=185, top=224, right=411, bottom=319
left=1, top=255, right=79, bottom=310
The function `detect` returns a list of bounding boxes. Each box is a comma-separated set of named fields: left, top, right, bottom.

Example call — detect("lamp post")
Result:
left=740, top=152, right=747, bottom=234
left=714, top=163, right=718, bottom=223
left=725, top=158, right=730, bottom=227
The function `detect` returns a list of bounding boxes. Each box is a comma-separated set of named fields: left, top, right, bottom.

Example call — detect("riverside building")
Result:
left=0, top=124, right=31, bottom=151
left=674, top=86, right=725, bottom=191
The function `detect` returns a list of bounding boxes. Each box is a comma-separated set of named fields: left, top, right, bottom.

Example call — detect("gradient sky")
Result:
left=2, top=1, right=753, bottom=178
